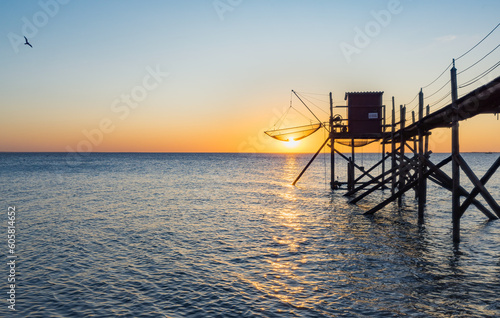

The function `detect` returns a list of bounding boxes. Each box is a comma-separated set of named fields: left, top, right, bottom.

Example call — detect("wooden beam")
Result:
left=292, top=137, right=330, bottom=186
left=426, top=171, right=497, bottom=220
left=334, top=148, right=379, bottom=183
left=460, top=155, right=500, bottom=218
left=405, top=142, right=416, bottom=154
left=347, top=166, right=398, bottom=202
left=456, top=154, right=500, bottom=218
left=364, top=155, right=451, bottom=215
left=426, top=157, right=496, bottom=219
left=349, top=173, right=394, bottom=204
left=353, top=153, right=391, bottom=185
left=365, top=179, right=419, bottom=215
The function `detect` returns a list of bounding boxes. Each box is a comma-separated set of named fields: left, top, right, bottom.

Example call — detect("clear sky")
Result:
left=1, top=0, right=499, bottom=153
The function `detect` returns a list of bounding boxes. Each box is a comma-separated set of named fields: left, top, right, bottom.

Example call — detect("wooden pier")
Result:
left=294, top=65, right=500, bottom=243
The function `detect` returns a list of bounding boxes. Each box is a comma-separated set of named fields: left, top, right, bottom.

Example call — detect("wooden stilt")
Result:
left=330, top=92, right=336, bottom=190
left=348, top=158, right=354, bottom=191
left=398, top=105, right=406, bottom=207
left=382, top=104, right=386, bottom=188
left=451, top=59, right=460, bottom=243
left=391, top=98, right=396, bottom=196
left=418, top=89, right=426, bottom=223
left=412, top=111, right=417, bottom=157
left=425, top=105, right=430, bottom=155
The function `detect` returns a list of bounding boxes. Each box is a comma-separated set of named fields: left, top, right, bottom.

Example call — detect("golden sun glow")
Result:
left=285, top=138, right=299, bottom=148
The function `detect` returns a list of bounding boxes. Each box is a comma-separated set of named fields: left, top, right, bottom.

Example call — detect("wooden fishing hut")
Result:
left=329, top=91, right=386, bottom=191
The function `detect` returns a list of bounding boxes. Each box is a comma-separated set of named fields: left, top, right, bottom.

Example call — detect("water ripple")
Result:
left=1, top=153, right=499, bottom=317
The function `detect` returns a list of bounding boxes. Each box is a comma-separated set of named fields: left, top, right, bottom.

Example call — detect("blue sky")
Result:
left=1, top=0, right=499, bottom=152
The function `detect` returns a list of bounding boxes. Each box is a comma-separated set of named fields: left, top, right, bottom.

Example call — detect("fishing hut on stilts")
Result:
left=265, top=63, right=500, bottom=243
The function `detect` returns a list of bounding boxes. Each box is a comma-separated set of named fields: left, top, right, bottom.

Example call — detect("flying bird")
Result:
left=24, top=36, right=32, bottom=48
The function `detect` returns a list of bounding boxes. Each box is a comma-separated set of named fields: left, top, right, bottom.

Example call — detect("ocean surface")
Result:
left=1, top=152, right=500, bottom=317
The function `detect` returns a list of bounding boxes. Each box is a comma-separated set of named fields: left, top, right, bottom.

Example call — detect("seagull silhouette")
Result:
left=24, top=36, right=32, bottom=48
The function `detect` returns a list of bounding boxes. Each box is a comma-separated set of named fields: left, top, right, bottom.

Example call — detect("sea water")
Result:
left=1, top=152, right=499, bottom=317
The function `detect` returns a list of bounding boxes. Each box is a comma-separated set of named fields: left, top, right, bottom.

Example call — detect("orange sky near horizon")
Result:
left=2, top=93, right=500, bottom=154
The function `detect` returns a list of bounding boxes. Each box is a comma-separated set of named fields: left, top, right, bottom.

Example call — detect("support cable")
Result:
left=456, top=22, right=500, bottom=60
left=459, top=61, right=500, bottom=89
left=403, top=23, right=499, bottom=111
left=298, top=94, right=330, bottom=117
left=429, top=90, right=452, bottom=108
left=425, top=79, right=451, bottom=100
left=422, top=62, right=454, bottom=89
left=458, top=44, right=500, bottom=75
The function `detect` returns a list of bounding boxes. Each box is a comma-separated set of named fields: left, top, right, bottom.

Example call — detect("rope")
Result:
left=292, top=106, right=316, bottom=123
left=273, top=106, right=292, bottom=130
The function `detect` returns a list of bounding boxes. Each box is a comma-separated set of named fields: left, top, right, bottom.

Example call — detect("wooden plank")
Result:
left=349, top=175, right=393, bottom=204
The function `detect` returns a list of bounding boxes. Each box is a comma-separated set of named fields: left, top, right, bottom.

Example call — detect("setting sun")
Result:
left=286, top=138, right=299, bottom=148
